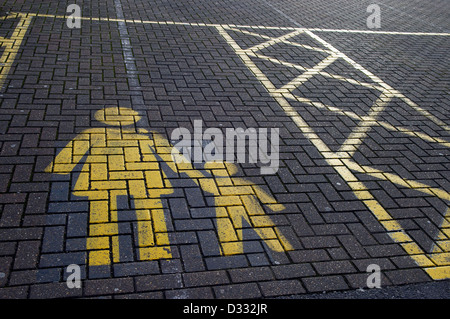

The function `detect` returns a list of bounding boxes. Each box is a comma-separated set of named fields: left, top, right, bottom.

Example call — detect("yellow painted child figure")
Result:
left=178, top=161, right=294, bottom=255
left=46, top=107, right=175, bottom=266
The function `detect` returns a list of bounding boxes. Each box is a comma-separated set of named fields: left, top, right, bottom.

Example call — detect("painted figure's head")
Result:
left=94, top=107, right=141, bottom=126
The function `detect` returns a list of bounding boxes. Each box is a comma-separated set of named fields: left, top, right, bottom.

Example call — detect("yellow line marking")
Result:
left=0, top=13, right=33, bottom=90
left=224, top=26, right=333, bottom=54
left=431, top=208, right=450, bottom=254
left=216, top=25, right=450, bottom=280
left=304, top=30, right=450, bottom=131
left=243, top=29, right=304, bottom=53
left=275, top=54, right=340, bottom=93
left=338, top=91, right=393, bottom=155
left=343, top=159, right=450, bottom=201
left=248, top=51, right=385, bottom=91
left=282, top=92, right=450, bottom=148
left=307, top=28, right=450, bottom=37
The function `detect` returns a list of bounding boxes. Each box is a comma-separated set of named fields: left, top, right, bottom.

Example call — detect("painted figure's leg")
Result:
left=227, top=197, right=293, bottom=254
left=88, top=199, right=115, bottom=266
left=221, top=206, right=249, bottom=255
left=133, top=200, right=172, bottom=260
left=216, top=208, right=241, bottom=255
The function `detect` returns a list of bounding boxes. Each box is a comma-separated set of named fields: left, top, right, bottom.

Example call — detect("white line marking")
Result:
left=19, top=12, right=450, bottom=36
left=114, top=0, right=144, bottom=103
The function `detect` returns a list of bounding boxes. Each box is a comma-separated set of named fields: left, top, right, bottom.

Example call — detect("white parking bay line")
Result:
left=114, top=0, right=144, bottom=105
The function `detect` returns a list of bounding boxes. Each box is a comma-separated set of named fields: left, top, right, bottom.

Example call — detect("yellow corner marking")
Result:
left=389, top=231, right=412, bottom=243
left=430, top=253, right=450, bottom=266
left=0, top=13, right=33, bottom=90
left=425, top=266, right=450, bottom=280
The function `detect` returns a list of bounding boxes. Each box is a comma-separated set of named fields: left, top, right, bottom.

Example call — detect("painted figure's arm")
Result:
left=251, top=184, right=285, bottom=212
left=153, top=132, right=207, bottom=179
left=45, top=132, right=91, bottom=175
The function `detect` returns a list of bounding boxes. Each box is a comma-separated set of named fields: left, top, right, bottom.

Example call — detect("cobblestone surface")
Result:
left=0, top=0, right=448, bottom=298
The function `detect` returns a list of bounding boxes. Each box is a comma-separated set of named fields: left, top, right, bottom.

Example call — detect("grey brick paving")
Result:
left=0, top=0, right=449, bottom=299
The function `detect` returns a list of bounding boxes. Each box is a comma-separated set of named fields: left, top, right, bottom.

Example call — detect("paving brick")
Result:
left=302, top=275, right=349, bottom=293
left=25, top=193, right=48, bottom=215
left=12, top=164, right=33, bottom=182
left=42, top=226, right=65, bottom=253
left=183, top=270, right=229, bottom=287
left=135, top=273, right=184, bottom=292
left=49, top=182, right=70, bottom=202
left=272, top=263, right=316, bottom=279
left=0, top=257, right=12, bottom=287
left=0, top=286, right=29, bottom=299
left=213, top=283, right=262, bottom=299
left=66, top=213, right=88, bottom=238
left=289, top=249, right=330, bottom=263
left=385, top=269, right=432, bottom=285
left=160, top=259, right=183, bottom=274
left=0, top=242, right=16, bottom=256
left=247, top=253, right=271, bottom=267
left=114, top=291, right=164, bottom=299
left=197, top=230, right=221, bottom=257
left=205, top=255, right=248, bottom=270
left=365, top=244, right=407, bottom=258
left=337, top=235, right=369, bottom=259
left=312, top=260, right=357, bottom=275
left=174, top=219, right=214, bottom=231
left=301, top=236, right=340, bottom=249
left=180, top=244, right=206, bottom=272
left=30, top=282, right=83, bottom=299
left=39, top=252, right=87, bottom=268
left=0, top=0, right=448, bottom=299
left=114, top=261, right=160, bottom=277
left=0, top=193, right=27, bottom=204
left=228, top=266, right=274, bottom=283
left=169, top=197, right=190, bottom=219
left=0, top=203, right=23, bottom=227
left=84, top=277, right=135, bottom=296
left=259, top=279, right=305, bottom=297
left=287, top=214, right=314, bottom=237
left=13, top=241, right=40, bottom=270
left=10, top=268, right=61, bottom=286
left=165, top=287, right=214, bottom=299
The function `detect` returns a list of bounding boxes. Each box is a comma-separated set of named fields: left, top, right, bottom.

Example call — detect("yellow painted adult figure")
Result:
left=46, top=107, right=175, bottom=266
